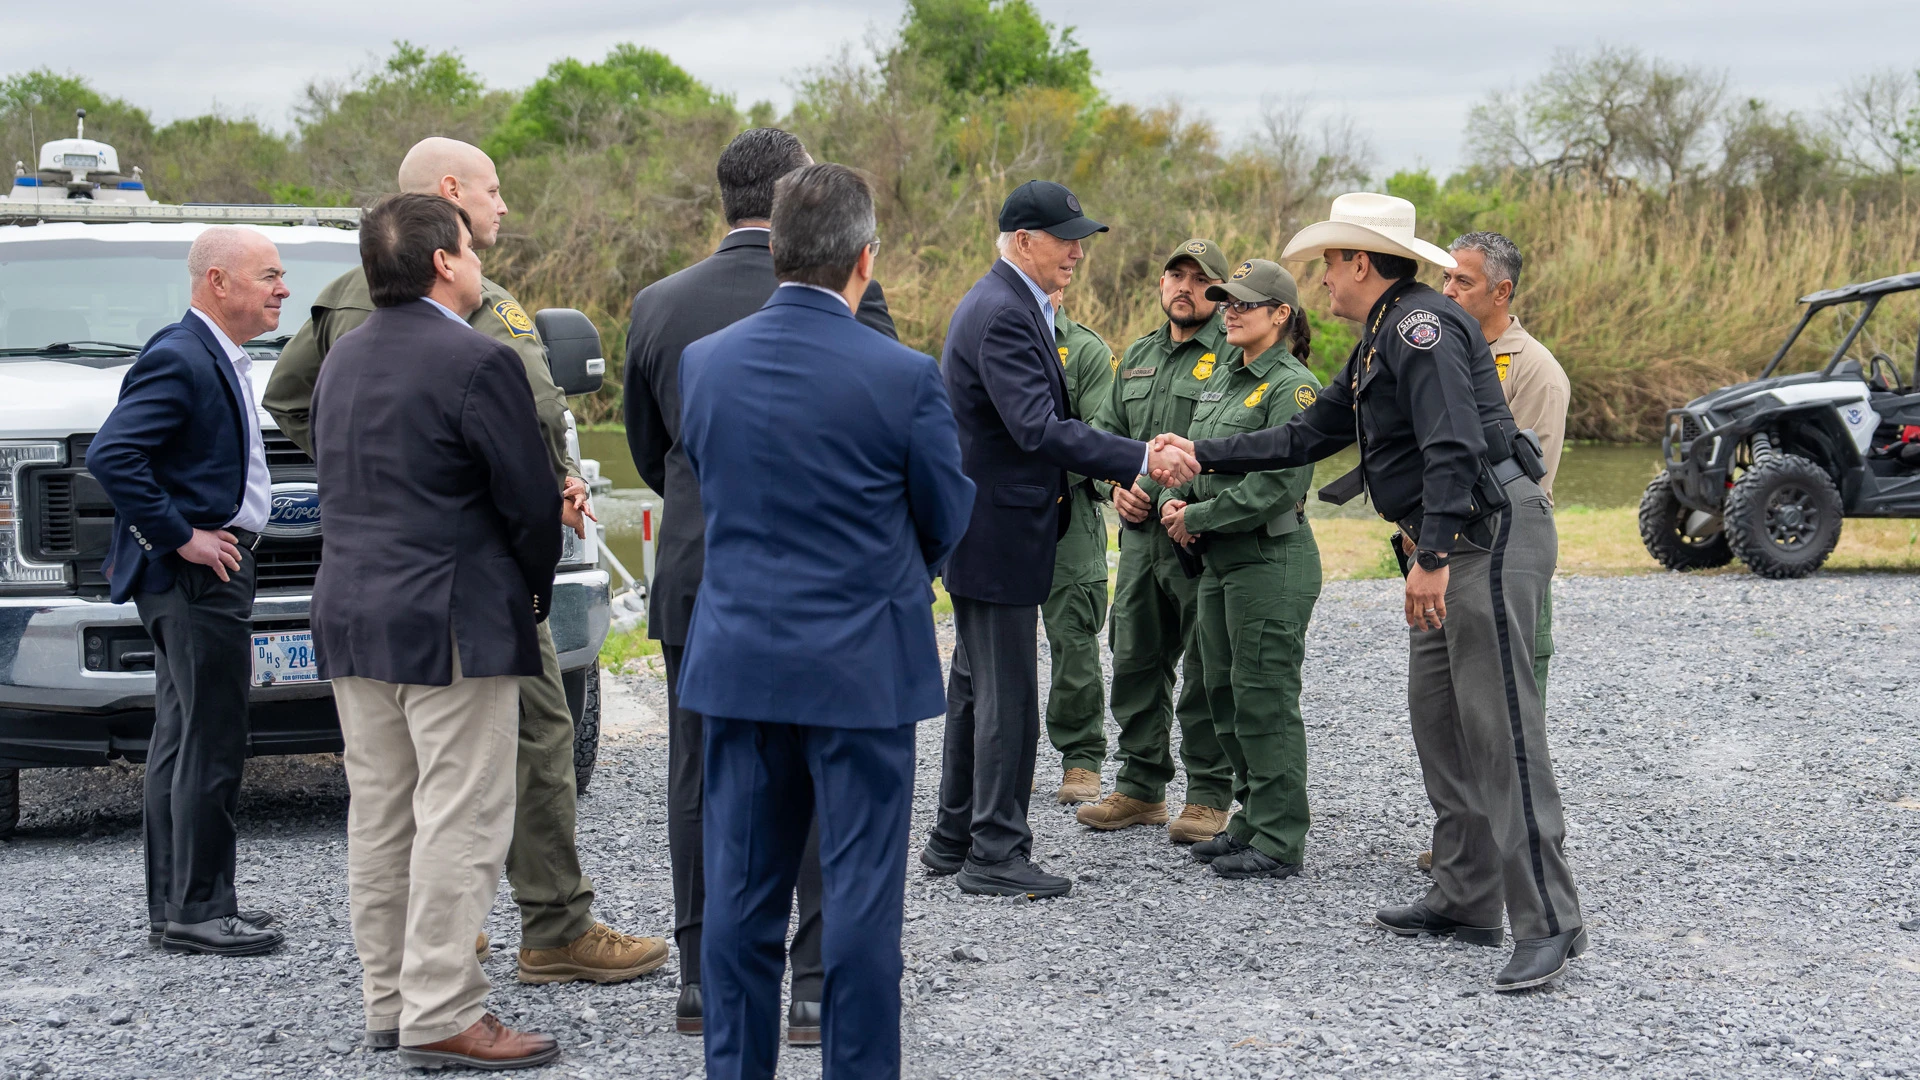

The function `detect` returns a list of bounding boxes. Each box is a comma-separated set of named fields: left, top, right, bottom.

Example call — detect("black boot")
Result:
left=787, top=999, right=821, bottom=1047
left=955, top=856, right=1072, bottom=898
left=1373, top=901, right=1504, bottom=947
left=675, top=983, right=702, bottom=1035
left=919, top=836, right=965, bottom=876
left=1190, top=831, right=1248, bottom=864
left=1493, top=926, right=1589, bottom=992
left=1208, top=847, right=1301, bottom=880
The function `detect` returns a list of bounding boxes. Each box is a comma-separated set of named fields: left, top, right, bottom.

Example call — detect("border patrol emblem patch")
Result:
left=1495, top=353, right=1513, bottom=382
left=1397, top=310, right=1441, bottom=350
left=1184, top=240, right=1208, bottom=255
left=1230, top=261, right=1254, bottom=281
left=1243, top=382, right=1269, bottom=407
left=494, top=300, right=535, bottom=339
left=1192, top=353, right=1216, bottom=380
left=1294, top=385, right=1316, bottom=409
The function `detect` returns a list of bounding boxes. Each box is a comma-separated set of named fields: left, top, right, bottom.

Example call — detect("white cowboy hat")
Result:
left=1280, top=192, right=1456, bottom=269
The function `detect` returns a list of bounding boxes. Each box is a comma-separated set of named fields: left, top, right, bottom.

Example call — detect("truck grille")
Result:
left=254, top=540, right=324, bottom=592
left=264, top=433, right=312, bottom=470
left=35, top=473, right=76, bottom=552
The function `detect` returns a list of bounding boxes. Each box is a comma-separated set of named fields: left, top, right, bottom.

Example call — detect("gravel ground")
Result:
left=2, top=572, right=1917, bottom=1079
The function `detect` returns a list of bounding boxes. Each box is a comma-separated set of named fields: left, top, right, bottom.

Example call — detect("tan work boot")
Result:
left=476, top=932, right=489, bottom=959
left=1168, top=804, right=1229, bottom=844
left=1075, top=792, right=1169, bottom=831
left=1418, top=849, right=1433, bottom=873
left=1055, top=768, right=1101, bottom=805
left=518, top=923, right=671, bottom=985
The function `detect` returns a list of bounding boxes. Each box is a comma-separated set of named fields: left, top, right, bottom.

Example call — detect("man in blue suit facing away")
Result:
left=677, top=164, right=975, bottom=1079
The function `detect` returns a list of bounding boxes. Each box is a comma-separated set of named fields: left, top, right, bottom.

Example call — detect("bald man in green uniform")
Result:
left=1042, top=289, right=1115, bottom=805
left=264, top=137, right=667, bottom=987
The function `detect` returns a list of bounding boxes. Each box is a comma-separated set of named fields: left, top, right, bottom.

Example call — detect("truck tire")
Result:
left=1639, top=470, right=1733, bottom=571
left=1724, top=453, right=1843, bottom=579
left=563, top=663, right=601, bottom=795
left=0, top=768, right=18, bottom=839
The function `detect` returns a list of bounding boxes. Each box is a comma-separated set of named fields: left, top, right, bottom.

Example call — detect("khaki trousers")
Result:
left=335, top=645, right=520, bottom=1046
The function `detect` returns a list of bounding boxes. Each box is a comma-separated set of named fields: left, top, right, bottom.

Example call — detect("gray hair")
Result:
left=1449, top=231, right=1524, bottom=297
left=995, top=231, right=1017, bottom=257
left=186, top=226, right=260, bottom=283
left=770, top=163, right=876, bottom=291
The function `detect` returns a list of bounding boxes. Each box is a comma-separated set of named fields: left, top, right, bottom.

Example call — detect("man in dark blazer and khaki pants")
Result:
left=923, top=181, right=1187, bottom=898
left=310, top=194, right=562, bottom=1070
left=622, top=127, right=897, bottom=1040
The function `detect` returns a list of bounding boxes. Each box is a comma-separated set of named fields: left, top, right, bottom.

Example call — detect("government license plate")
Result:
left=251, top=629, right=319, bottom=686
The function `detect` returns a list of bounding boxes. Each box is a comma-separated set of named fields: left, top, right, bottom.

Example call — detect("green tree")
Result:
left=149, top=114, right=296, bottom=203
left=894, top=0, right=1094, bottom=102
left=488, top=44, right=719, bottom=158
left=1, top=70, right=154, bottom=178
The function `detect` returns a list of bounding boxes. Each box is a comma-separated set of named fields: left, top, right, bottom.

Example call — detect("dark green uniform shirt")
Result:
left=1094, top=310, right=1239, bottom=508
left=1053, top=309, right=1115, bottom=585
left=1179, top=345, right=1322, bottom=535
left=263, top=267, right=580, bottom=489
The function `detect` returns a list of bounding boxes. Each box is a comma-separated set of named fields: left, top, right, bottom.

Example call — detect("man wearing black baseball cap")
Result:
left=924, top=181, right=1190, bottom=899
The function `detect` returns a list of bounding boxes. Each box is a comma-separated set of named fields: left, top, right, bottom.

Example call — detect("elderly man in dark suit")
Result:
left=679, top=161, right=973, bottom=1080
left=310, top=194, right=561, bottom=1070
left=89, top=226, right=289, bottom=958
left=623, top=127, right=897, bottom=1040
left=922, top=181, right=1190, bottom=898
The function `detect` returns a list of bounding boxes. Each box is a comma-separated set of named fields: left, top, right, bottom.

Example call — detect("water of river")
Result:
left=579, top=430, right=1665, bottom=585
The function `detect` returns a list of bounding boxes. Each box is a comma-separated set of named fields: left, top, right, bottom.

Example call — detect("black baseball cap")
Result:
left=997, top=180, right=1108, bottom=240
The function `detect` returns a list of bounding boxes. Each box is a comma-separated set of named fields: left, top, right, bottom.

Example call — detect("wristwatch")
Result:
left=1414, top=549, right=1449, bottom=573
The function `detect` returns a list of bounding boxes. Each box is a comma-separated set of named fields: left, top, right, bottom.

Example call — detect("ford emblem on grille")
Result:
left=265, top=482, right=322, bottom=540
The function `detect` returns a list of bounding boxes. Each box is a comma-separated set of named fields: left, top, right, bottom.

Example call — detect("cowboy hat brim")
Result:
left=1280, top=221, right=1457, bottom=268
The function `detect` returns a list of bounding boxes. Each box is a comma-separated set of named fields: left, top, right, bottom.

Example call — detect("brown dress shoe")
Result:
left=1054, top=768, right=1100, bottom=805
left=1075, top=792, right=1168, bottom=831
left=1417, top=850, right=1434, bottom=873
left=1168, top=804, right=1229, bottom=844
left=518, top=923, right=670, bottom=985
left=398, top=1013, right=559, bottom=1070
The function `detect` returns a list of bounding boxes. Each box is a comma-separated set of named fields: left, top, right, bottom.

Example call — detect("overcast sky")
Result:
left=7, top=1, right=1918, bottom=176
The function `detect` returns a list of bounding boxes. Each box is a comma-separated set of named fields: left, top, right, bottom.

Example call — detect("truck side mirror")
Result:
left=533, top=308, right=605, bottom=397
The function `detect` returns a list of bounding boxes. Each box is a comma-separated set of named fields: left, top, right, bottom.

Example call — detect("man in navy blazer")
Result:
left=923, top=181, right=1188, bottom=899
left=677, top=164, right=973, bottom=1080
left=89, top=227, right=290, bottom=957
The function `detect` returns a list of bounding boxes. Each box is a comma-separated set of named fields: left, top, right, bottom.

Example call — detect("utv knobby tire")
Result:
left=0, top=768, right=18, bottom=839
left=571, top=663, right=601, bottom=796
left=1724, top=454, right=1842, bottom=579
left=1639, top=470, right=1733, bottom=571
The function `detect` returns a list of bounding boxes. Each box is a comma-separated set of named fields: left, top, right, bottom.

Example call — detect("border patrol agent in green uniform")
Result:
left=1167, top=261, right=1322, bottom=880
left=1075, top=240, right=1236, bottom=844
left=264, top=138, right=666, bottom=987
left=1043, top=295, right=1116, bottom=805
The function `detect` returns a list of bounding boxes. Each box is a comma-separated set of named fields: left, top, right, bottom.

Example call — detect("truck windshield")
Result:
left=0, top=238, right=360, bottom=351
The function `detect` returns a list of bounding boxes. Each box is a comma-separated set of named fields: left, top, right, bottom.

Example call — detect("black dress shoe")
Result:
left=786, top=999, right=821, bottom=1047
left=1191, top=831, right=1249, bottom=864
left=1493, top=926, right=1589, bottom=992
left=149, top=909, right=277, bottom=946
left=955, top=856, right=1071, bottom=898
left=365, top=1029, right=399, bottom=1050
left=919, top=837, right=965, bottom=876
left=675, top=982, right=702, bottom=1036
left=1374, top=901, right=1504, bottom=947
left=1208, top=847, right=1301, bottom=880
left=161, top=916, right=284, bottom=956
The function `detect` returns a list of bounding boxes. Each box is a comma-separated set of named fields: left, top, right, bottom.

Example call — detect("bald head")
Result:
left=397, top=137, right=507, bottom=250
left=188, top=227, right=288, bottom=343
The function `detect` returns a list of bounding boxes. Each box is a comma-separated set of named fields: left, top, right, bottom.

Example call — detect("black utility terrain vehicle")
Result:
left=1641, top=271, right=1920, bottom=578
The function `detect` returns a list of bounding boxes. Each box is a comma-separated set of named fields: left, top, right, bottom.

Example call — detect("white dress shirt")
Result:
left=188, top=308, right=270, bottom=534
left=776, top=280, right=853, bottom=313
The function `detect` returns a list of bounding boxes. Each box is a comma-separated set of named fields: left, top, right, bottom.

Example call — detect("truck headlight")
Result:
left=0, top=441, right=71, bottom=593
left=557, top=521, right=595, bottom=572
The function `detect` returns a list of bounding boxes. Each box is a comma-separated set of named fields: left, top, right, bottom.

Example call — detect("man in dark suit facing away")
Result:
left=922, top=181, right=1191, bottom=899
left=622, top=127, right=897, bottom=1040
left=310, top=194, right=562, bottom=1070
left=89, top=226, right=290, bottom=958
left=678, top=162, right=974, bottom=1080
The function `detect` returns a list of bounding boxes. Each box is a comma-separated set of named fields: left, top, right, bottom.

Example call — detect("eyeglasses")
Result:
left=1222, top=299, right=1279, bottom=314
left=867, top=238, right=882, bottom=254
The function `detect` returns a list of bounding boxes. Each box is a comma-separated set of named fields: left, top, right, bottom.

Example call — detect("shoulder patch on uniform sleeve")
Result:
left=1396, top=309, right=1441, bottom=351
left=1294, top=384, right=1316, bottom=409
left=493, top=299, right=535, bottom=339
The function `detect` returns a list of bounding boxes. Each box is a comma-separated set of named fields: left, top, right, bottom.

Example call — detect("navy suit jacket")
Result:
left=941, top=261, right=1142, bottom=605
left=676, top=286, right=974, bottom=729
left=90, top=312, right=254, bottom=604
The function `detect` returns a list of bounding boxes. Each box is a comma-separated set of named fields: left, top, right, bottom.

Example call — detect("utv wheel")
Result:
left=0, top=768, right=18, bottom=839
left=1723, top=454, right=1842, bottom=579
left=562, top=663, right=601, bottom=795
left=1638, top=470, right=1733, bottom=571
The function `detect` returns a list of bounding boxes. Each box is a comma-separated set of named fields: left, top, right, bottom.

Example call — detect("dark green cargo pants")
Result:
left=1108, top=525, right=1233, bottom=809
left=503, top=621, right=597, bottom=949
left=1195, top=528, right=1321, bottom=864
left=1042, top=579, right=1109, bottom=774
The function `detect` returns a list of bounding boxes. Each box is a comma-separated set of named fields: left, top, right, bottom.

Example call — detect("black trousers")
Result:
left=662, top=644, right=823, bottom=997
left=932, top=596, right=1039, bottom=866
left=135, top=550, right=256, bottom=925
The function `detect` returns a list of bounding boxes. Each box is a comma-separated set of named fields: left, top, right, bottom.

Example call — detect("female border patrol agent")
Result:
left=1160, top=261, right=1321, bottom=880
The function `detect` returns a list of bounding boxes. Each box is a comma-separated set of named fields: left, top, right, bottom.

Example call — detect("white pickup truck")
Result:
left=0, top=121, right=613, bottom=834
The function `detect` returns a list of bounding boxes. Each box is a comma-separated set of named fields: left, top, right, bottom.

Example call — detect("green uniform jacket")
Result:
left=1177, top=345, right=1322, bottom=535
left=263, top=267, right=580, bottom=488
left=1093, top=311, right=1238, bottom=509
left=1053, top=310, right=1115, bottom=585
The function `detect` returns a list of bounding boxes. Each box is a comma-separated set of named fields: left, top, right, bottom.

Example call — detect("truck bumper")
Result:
left=0, top=569, right=611, bottom=769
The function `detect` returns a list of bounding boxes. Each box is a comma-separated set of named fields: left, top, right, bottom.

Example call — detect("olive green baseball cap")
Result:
left=1163, top=238, right=1231, bottom=283
left=1206, top=259, right=1300, bottom=309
